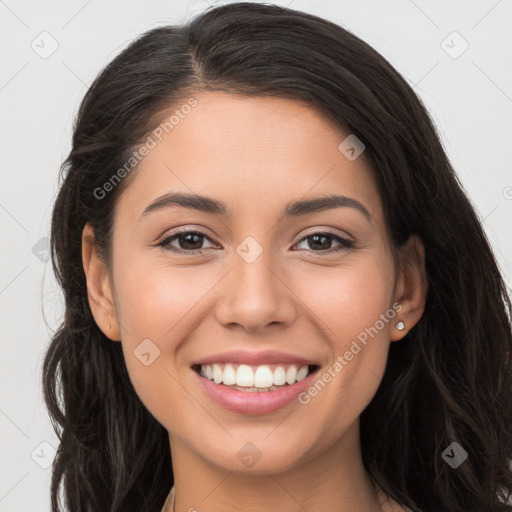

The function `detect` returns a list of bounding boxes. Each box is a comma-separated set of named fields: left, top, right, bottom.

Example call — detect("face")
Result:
left=84, top=91, right=426, bottom=475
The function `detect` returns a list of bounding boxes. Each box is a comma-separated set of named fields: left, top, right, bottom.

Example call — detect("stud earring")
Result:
left=395, top=320, right=405, bottom=331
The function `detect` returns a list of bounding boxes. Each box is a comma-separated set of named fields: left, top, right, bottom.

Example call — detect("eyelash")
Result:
left=156, top=228, right=355, bottom=255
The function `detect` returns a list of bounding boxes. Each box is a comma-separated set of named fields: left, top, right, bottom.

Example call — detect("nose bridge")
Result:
left=214, top=238, right=296, bottom=330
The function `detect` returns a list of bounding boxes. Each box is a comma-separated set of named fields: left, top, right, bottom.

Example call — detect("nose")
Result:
left=214, top=250, right=297, bottom=332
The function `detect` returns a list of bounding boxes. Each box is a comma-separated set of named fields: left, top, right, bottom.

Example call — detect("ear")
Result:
left=391, top=234, right=428, bottom=342
left=82, top=223, right=121, bottom=341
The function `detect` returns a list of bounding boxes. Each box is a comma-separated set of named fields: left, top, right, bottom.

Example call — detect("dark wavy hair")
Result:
left=42, top=2, right=512, bottom=511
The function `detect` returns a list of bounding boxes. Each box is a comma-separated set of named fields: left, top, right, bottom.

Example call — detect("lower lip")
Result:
left=193, top=367, right=319, bottom=415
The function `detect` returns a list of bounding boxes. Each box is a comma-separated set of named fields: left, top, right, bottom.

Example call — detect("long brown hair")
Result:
left=43, top=3, right=512, bottom=510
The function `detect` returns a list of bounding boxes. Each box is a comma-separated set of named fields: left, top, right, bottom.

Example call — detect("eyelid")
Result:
left=291, top=229, right=355, bottom=255
left=296, top=226, right=354, bottom=244
left=155, top=225, right=216, bottom=245
left=155, top=225, right=353, bottom=245
left=155, top=225, right=355, bottom=255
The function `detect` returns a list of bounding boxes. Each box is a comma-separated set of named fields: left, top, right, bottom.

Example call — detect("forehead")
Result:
left=116, top=91, right=383, bottom=226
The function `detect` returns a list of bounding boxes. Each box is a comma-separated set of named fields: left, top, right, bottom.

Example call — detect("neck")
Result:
left=166, top=421, right=383, bottom=512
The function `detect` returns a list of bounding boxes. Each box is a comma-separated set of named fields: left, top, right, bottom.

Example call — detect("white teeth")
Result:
left=199, top=363, right=312, bottom=388
left=212, top=363, right=223, bottom=384
left=254, top=366, right=274, bottom=388
left=228, top=385, right=281, bottom=392
left=296, top=366, right=309, bottom=382
left=285, top=365, right=297, bottom=385
left=273, top=366, right=286, bottom=386
left=222, top=363, right=236, bottom=385
left=236, top=364, right=254, bottom=387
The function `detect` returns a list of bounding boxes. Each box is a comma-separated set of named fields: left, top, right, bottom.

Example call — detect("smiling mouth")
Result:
left=191, top=363, right=321, bottom=392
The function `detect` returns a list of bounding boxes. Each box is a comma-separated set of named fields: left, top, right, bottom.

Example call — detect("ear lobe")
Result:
left=82, top=223, right=120, bottom=341
left=391, top=234, right=428, bottom=342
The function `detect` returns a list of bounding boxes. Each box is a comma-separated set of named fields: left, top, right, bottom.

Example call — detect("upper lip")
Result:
left=192, top=350, right=320, bottom=367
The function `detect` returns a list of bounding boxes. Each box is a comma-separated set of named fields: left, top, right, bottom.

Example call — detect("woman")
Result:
left=42, top=2, right=512, bottom=511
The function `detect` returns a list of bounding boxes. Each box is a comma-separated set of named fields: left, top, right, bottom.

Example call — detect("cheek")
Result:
left=111, top=256, right=226, bottom=420
left=291, top=254, right=394, bottom=344
left=291, top=255, right=394, bottom=407
left=111, top=278, right=194, bottom=429
left=113, top=254, right=220, bottom=341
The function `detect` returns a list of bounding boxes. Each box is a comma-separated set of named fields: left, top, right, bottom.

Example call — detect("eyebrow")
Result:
left=139, top=192, right=373, bottom=223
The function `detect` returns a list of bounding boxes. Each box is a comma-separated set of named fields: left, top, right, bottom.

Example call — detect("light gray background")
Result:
left=1, top=0, right=511, bottom=510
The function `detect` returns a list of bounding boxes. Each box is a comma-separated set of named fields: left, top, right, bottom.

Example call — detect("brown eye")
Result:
left=293, top=232, right=354, bottom=253
left=157, top=230, right=217, bottom=253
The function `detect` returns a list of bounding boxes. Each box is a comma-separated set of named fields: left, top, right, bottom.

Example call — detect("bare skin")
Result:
left=82, top=91, right=426, bottom=511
